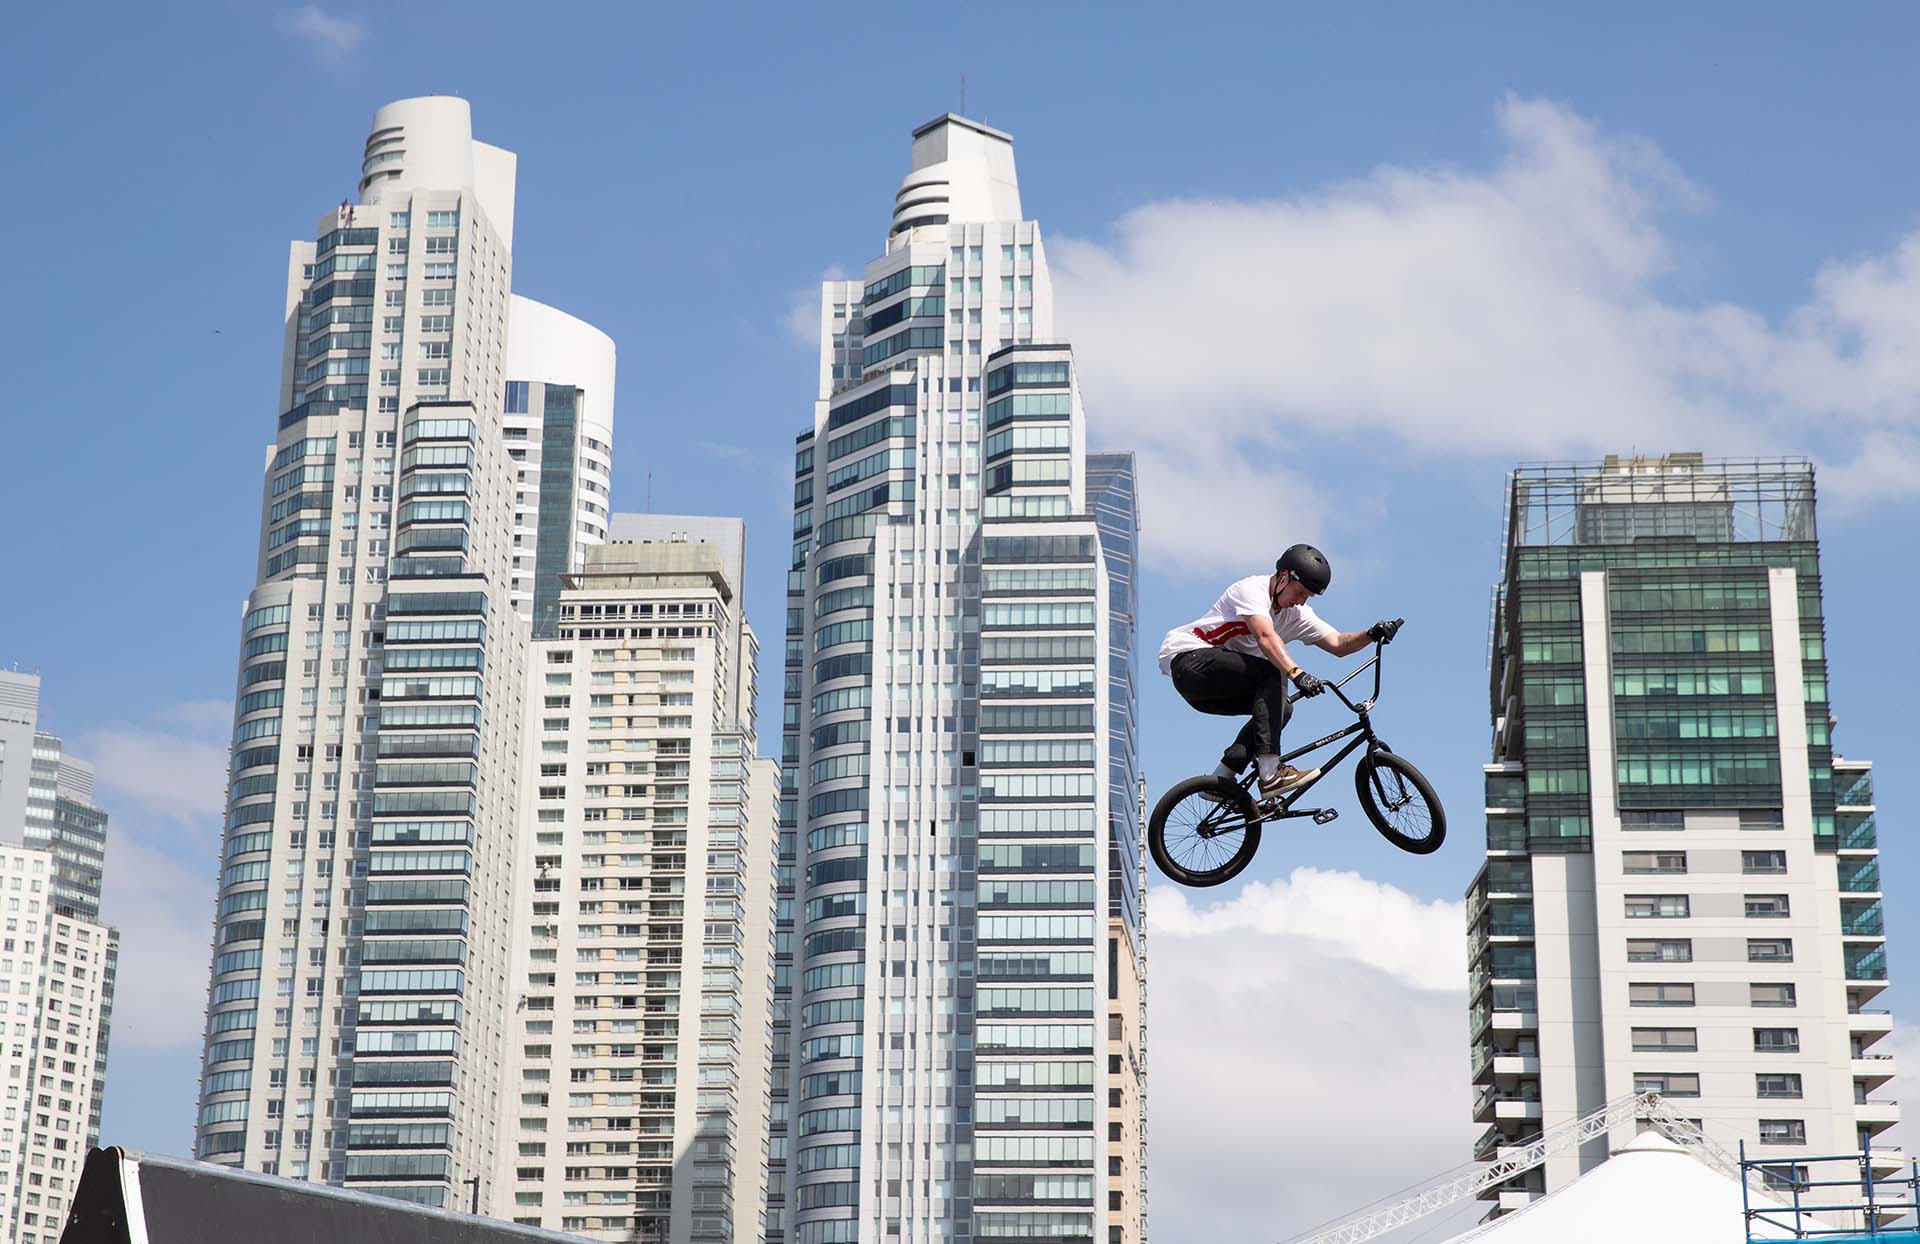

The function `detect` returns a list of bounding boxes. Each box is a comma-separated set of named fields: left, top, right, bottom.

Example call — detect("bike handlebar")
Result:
left=1284, top=626, right=1396, bottom=711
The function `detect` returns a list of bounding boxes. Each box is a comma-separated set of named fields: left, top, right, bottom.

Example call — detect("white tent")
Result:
left=1439, top=1130, right=1804, bottom=1243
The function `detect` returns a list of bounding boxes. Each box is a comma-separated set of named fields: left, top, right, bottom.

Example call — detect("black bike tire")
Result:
left=1355, top=751, right=1447, bottom=855
left=1148, top=776, right=1262, bottom=887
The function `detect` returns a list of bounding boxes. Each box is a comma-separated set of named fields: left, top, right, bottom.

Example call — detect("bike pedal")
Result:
left=1313, top=809, right=1339, bottom=826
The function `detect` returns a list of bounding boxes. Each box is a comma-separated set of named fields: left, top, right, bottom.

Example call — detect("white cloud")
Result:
left=84, top=726, right=227, bottom=828
left=1052, top=95, right=1920, bottom=571
left=82, top=708, right=229, bottom=1051
left=1148, top=869, right=1480, bottom=1244
left=785, top=265, right=850, bottom=350
left=283, top=6, right=366, bottom=65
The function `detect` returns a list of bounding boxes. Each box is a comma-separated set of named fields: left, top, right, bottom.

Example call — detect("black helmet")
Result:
left=1276, top=544, right=1331, bottom=595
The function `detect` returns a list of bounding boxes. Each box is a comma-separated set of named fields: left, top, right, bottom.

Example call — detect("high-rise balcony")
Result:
left=1492, top=1052, right=1543, bottom=1083
left=1838, top=814, right=1878, bottom=852
left=1473, top=1083, right=1541, bottom=1124
left=1846, top=945, right=1889, bottom=982
left=1485, top=773, right=1527, bottom=815
left=1836, top=769, right=1874, bottom=809
left=1839, top=859, right=1881, bottom=894
left=1488, top=904, right=1535, bottom=938
left=1853, top=1055, right=1898, bottom=1090
left=1487, top=818, right=1528, bottom=853
left=1842, top=901, right=1885, bottom=938
left=1850, top=1008, right=1894, bottom=1044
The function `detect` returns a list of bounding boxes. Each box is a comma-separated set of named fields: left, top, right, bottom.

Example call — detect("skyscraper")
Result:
left=503, top=294, right=618, bottom=634
left=193, top=96, right=612, bottom=1212
left=0, top=672, right=113, bottom=923
left=1467, top=454, right=1896, bottom=1212
left=771, top=115, right=1141, bottom=1244
left=0, top=672, right=118, bottom=1243
left=1087, top=455, right=1148, bottom=1244
left=498, top=520, right=779, bottom=1244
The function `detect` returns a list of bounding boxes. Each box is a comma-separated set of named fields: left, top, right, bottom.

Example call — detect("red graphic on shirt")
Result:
left=1192, top=620, right=1251, bottom=645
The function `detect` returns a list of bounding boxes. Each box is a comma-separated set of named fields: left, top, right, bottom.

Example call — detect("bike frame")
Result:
left=1236, top=639, right=1393, bottom=821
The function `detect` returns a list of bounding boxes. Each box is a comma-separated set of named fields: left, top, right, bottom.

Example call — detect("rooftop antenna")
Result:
left=646, top=470, right=653, bottom=512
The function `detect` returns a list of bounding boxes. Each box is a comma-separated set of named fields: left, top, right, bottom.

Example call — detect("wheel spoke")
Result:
left=1162, top=791, right=1251, bottom=875
left=1371, top=763, right=1433, bottom=843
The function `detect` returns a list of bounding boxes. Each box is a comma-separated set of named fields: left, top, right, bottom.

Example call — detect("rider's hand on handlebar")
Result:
left=1369, top=618, right=1405, bottom=644
left=1291, top=670, right=1327, bottom=697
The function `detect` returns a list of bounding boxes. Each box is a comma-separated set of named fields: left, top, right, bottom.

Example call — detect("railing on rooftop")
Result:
left=1740, top=1144, right=1920, bottom=1241
left=1506, top=456, right=1818, bottom=552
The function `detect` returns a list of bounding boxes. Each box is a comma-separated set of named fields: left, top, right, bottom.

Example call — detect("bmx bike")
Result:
left=1147, top=634, right=1446, bottom=887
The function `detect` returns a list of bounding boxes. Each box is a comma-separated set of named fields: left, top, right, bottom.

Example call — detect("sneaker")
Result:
left=1258, top=765, right=1318, bottom=796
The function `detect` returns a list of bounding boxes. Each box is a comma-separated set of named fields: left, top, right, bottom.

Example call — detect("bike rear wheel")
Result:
left=1354, top=750, right=1446, bottom=854
left=1148, top=776, right=1262, bottom=887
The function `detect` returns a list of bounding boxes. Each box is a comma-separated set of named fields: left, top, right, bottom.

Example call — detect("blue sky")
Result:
left=4, top=4, right=1919, bottom=1238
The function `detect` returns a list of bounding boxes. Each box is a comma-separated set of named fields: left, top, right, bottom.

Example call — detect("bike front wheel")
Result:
left=1148, top=776, right=1262, bottom=887
left=1355, top=750, right=1446, bottom=854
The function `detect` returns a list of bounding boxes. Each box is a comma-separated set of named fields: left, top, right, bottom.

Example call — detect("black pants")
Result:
left=1170, top=648, right=1293, bottom=774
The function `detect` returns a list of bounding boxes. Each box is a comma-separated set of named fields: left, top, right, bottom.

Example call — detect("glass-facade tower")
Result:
left=193, top=96, right=612, bottom=1213
left=768, top=114, right=1141, bottom=1244
left=1467, top=454, right=1896, bottom=1214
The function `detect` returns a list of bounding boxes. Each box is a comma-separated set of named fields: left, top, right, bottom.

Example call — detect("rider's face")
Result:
left=1272, top=575, right=1315, bottom=610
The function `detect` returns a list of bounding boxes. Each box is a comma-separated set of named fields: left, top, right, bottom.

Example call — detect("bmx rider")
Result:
left=1158, top=544, right=1402, bottom=797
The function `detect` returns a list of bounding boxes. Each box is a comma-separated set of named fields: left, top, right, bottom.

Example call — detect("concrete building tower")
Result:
left=496, top=520, right=779, bottom=1244
left=192, top=96, right=611, bottom=1213
left=0, top=672, right=119, bottom=1243
left=769, top=115, right=1142, bottom=1244
left=1467, top=455, right=1896, bottom=1214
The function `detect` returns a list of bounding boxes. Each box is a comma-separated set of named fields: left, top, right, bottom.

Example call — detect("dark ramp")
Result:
left=61, top=1147, right=594, bottom=1244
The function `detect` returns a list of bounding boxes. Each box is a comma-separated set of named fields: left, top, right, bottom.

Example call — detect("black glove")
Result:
left=1291, top=670, right=1326, bottom=697
left=1369, top=618, right=1405, bottom=644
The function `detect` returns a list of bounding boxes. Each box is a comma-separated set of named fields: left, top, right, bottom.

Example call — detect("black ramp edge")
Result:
left=63, top=1148, right=596, bottom=1244
left=60, top=1147, right=133, bottom=1244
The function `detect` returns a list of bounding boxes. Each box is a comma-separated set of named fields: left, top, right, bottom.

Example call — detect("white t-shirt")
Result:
left=1158, top=574, right=1339, bottom=674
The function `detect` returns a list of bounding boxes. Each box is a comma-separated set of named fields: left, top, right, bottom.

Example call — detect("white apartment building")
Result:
left=194, top=96, right=611, bottom=1213
left=773, top=115, right=1142, bottom=1244
left=498, top=523, right=779, bottom=1244
left=0, top=671, right=118, bottom=1158
left=1468, top=456, right=1896, bottom=1213
left=503, top=294, right=617, bottom=632
left=0, top=845, right=113, bottom=1244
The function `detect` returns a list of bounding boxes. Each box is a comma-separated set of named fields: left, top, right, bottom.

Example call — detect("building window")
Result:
left=1630, top=1027, right=1697, bottom=1052
left=1747, top=939, right=1792, bottom=962
left=1750, top=983, right=1796, bottom=1008
left=1634, top=1072, right=1701, bottom=1097
left=1753, top=1028, right=1800, bottom=1053
left=1742, top=851, right=1788, bottom=874
left=1623, top=852, right=1687, bottom=875
left=1758, top=1119, right=1807, bottom=1145
left=1625, top=895, right=1690, bottom=918
left=1626, top=939, right=1692, bottom=963
left=1745, top=894, right=1791, bottom=918
left=1756, top=1074, right=1803, bottom=1099
left=1629, top=982, right=1695, bottom=1007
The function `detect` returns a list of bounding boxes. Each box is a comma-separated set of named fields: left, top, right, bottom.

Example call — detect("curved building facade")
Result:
left=772, top=115, right=1144, bottom=1244
left=192, top=96, right=610, bottom=1215
left=503, top=295, right=617, bottom=634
